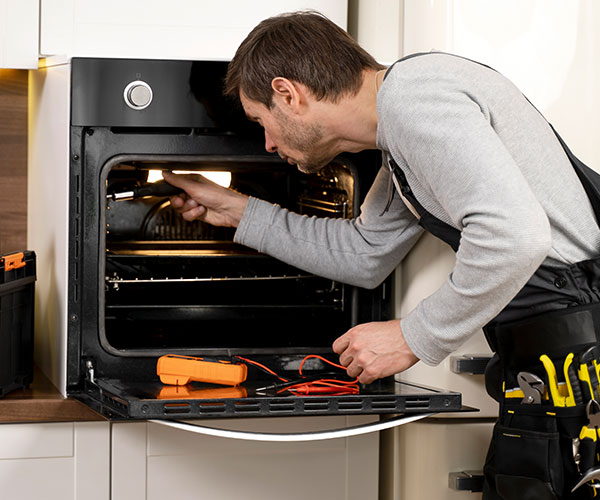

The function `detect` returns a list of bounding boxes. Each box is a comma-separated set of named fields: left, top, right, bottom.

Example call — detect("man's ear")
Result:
left=271, top=77, right=305, bottom=114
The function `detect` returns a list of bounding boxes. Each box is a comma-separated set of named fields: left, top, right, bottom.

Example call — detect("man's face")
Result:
left=240, top=93, right=335, bottom=174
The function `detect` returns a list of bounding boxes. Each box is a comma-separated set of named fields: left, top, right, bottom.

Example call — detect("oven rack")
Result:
left=297, top=196, right=349, bottom=217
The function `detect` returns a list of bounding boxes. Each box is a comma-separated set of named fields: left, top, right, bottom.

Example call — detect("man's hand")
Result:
left=163, top=171, right=249, bottom=228
left=332, top=319, right=419, bottom=384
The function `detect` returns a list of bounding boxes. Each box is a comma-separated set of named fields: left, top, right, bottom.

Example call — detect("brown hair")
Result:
left=225, top=11, right=384, bottom=108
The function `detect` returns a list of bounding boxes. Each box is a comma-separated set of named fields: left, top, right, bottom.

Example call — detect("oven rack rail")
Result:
left=105, top=274, right=320, bottom=284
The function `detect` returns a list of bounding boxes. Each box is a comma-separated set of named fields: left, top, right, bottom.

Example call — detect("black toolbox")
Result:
left=0, top=251, right=36, bottom=397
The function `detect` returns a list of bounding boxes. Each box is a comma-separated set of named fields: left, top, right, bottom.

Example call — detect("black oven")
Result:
left=66, top=58, right=461, bottom=420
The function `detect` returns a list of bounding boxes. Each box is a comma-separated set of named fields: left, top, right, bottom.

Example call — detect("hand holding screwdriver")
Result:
left=163, top=171, right=249, bottom=228
left=107, top=179, right=183, bottom=201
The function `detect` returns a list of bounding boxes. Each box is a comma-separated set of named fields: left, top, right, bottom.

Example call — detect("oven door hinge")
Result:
left=85, top=360, right=96, bottom=384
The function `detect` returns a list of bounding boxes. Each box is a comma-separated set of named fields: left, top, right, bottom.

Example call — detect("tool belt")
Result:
left=482, top=303, right=600, bottom=499
left=485, top=303, right=600, bottom=370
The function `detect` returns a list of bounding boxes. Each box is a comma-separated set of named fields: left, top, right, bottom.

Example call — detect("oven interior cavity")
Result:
left=102, top=159, right=356, bottom=354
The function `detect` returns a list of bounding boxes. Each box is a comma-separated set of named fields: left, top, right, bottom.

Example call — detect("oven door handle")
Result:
left=148, top=413, right=433, bottom=442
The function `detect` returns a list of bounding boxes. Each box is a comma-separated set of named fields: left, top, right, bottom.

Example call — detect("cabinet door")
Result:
left=0, top=421, right=110, bottom=500
left=394, top=420, right=494, bottom=500
left=112, top=416, right=379, bottom=500
left=0, top=0, right=39, bottom=69
left=40, top=0, right=348, bottom=60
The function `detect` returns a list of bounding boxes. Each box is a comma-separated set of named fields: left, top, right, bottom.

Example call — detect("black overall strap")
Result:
left=388, top=158, right=461, bottom=251
left=549, top=124, right=600, bottom=229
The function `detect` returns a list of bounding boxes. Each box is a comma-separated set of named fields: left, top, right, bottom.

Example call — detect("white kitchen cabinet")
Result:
left=395, top=419, right=494, bottom=499
left=4, top=1, right=349, bottom=68
left=0, top=421, right=110, bottom=500
left=0, top=0, right=39, bottom=69
left=39, top=0, right=348, bottom=61
left=0, top=415, right=380, bottom=500
left=111, top=416, right=380, bottom=500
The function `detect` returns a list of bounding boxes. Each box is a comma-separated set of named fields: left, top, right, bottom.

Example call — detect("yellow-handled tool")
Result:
left=564, top=352, right=584, bottom=406
left=577, top=347, right=600, bottom=402
left=540, top=354, right=567, bottom=407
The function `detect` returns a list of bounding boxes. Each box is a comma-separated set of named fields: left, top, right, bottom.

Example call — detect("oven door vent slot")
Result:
left=336, top=398, right=363, bottom=411
left=198, top=402, right=226, bottom=414
left=163, top=403, right=191, bottom=414
left=233, top=401, right=261, bottom=414
left=371, top=398, right=399, bottom=410
left=268, top=399, right=297, bottom=413
left=302, top=399, right=330, bottom=412
left=405, top=397, right=430, bottom=409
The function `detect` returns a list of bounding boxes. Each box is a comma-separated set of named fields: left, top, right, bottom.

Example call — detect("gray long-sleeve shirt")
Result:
left=234, top=53, right=600, bottom=366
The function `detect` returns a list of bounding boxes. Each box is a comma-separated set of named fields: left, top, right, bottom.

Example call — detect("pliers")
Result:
left=517, top=372, right=545, bottom=404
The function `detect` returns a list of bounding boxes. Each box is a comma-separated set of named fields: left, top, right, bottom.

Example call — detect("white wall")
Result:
left=404, top=0, right=600, bottom=169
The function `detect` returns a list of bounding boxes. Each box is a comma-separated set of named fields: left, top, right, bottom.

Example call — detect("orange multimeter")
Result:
left=158, top=385, right=248, bottom=400
left=156, top=354, right=247, bottom=386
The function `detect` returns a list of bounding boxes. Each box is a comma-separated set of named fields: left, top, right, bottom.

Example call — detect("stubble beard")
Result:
left=273, top=106, right=334, bottom=174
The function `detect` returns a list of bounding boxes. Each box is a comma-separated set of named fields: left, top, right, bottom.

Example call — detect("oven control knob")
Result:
left=123, top=80, right=153, bottom=110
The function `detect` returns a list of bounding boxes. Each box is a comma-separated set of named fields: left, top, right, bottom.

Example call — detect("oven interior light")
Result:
left=146, top=169, right=232, bottom=188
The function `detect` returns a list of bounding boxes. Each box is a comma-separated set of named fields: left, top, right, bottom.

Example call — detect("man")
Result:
left=164, top=11, right=600, bottom=498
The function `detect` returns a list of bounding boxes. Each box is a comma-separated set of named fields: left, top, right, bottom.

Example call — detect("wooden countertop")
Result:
left=0, top=367, right=105, bottom=424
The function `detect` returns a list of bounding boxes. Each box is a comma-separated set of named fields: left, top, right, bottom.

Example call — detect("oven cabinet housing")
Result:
left=0, top=422, right=110, bottom=500
left=112, top=416, right=379, bottom=500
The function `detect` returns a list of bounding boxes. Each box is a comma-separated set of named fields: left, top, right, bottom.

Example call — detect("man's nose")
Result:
left=264, top=131, right=277, bottom=153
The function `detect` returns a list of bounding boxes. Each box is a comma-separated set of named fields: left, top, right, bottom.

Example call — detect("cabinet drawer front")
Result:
left=0, top=423, right=73, bottom=459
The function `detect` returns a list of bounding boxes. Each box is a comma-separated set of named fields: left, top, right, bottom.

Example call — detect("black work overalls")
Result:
left=384, top=54, right=600, bottom=499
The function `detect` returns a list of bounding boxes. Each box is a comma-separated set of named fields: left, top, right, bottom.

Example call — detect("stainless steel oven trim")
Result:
left=97, top=153, right=361, bottom=358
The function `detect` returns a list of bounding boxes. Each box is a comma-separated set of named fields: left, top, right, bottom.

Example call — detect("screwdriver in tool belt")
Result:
left=578, top=346, right=600, bottom=402
left=540, top=354, right=568, bottom=406
left=106, top=180, right=183, bottom=201
left=565, top=352, right=585, bottom=406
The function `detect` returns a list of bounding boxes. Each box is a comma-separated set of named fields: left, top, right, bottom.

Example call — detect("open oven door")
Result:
left=73, top=368, right=465, bottom=442
left=73, top=357, right=465, bottom=432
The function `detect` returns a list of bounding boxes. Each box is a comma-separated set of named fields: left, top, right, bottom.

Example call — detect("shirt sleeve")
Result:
left=382, top=79, right=552, bottom=365
left=234, top=166, right=423, bottom=289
